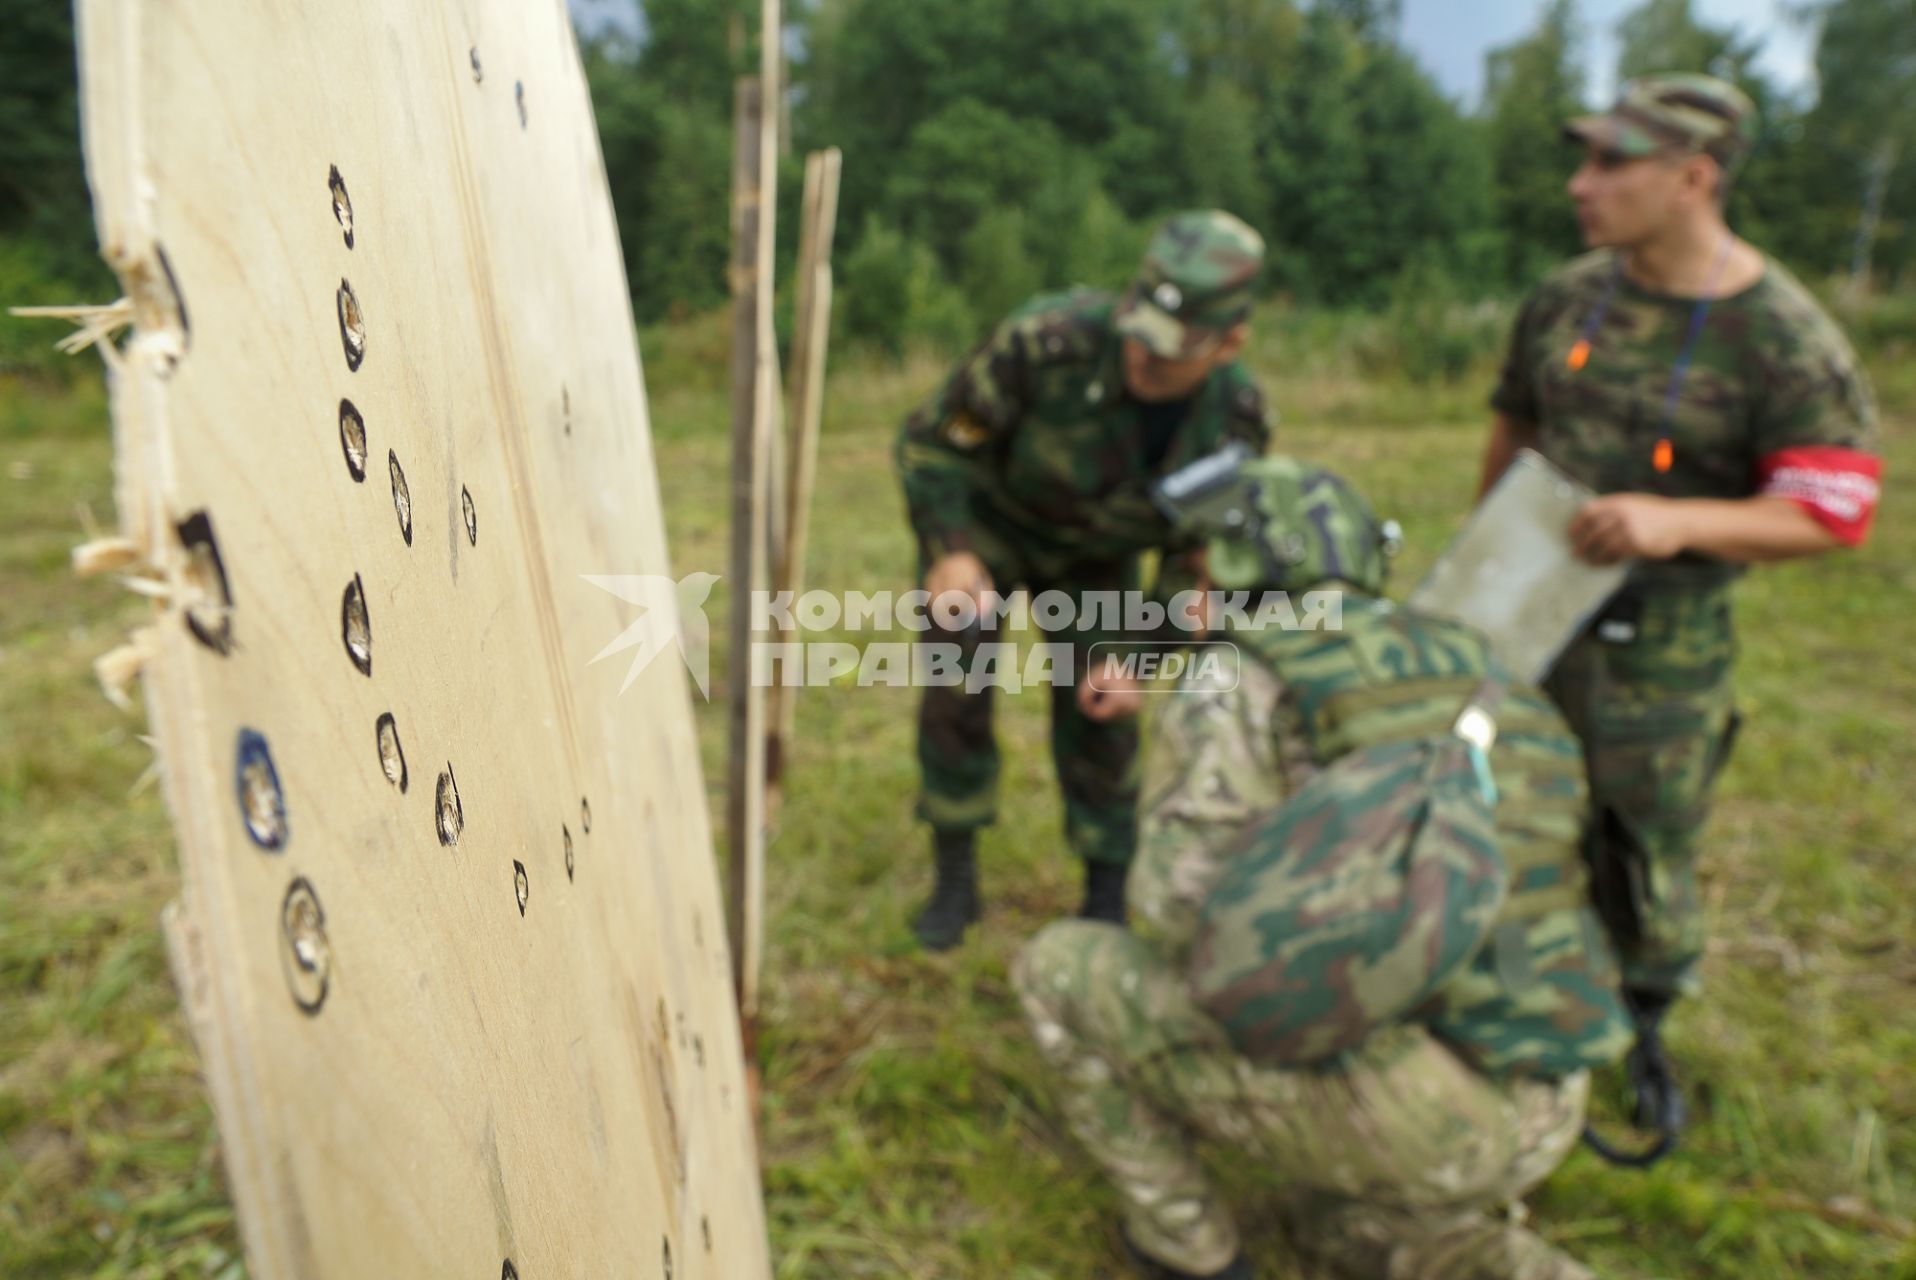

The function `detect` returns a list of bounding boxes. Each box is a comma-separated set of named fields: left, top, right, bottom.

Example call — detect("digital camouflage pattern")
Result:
left=899, top=277, right=1270, bottom=864
left=1564, top=73, right=1760, bottom=171
left=1014, top=921, right=1596, bottom=1279
left=1113, top=209, right=1266, bottom=359
left=1194, top=454, right=1396, bottom=596
left=1188, top=734, right=1508, bottom=1066
left=1493, top=249, right=1878, bottom=994
left=898, top=287, right=1270, bottom=570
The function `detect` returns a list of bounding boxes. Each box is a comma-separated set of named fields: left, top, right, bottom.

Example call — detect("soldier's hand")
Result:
left=924, top=552, right=992, bottom=608
left=1078, top=671, right=1142, bottom=722
left=1569, top=493, right=1688, bottom=564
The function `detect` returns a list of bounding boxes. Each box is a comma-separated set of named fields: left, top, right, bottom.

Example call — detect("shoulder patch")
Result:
left=941, top=411, right=993, bottom=450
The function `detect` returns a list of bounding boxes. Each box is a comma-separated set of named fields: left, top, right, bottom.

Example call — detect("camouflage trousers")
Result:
left=1546, top=582, right=1739, bottom=999
left=1014, top=922, right=1593, bottom=1280
left=914, top=545, right=1141, bottom=866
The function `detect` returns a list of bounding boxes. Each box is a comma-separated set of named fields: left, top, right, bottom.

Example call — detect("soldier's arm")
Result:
left=1480, top=291, right=1545, bottom=498
left=1569, top=492, right=1846, bottom=564
left=895, top=315, right=1036, bottom=559
left=1573, top=309, right=1882, bottom=564
left=1131, top=653, right=1286, bottom=961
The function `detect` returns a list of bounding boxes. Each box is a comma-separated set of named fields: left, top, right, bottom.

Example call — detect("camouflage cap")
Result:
left=1114, top=210, right=1264, bottom=360
left=1564, top=73, right=1760, bottom=172
left=1204, top=456, right=1398, bottom=595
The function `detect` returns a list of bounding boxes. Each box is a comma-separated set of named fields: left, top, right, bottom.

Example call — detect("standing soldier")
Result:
left=1016, top=458, right=1633, bottom=1280
left=896, top=210, right=1272, bottom=950
left=1481, top=74, right=1883, bottom=1133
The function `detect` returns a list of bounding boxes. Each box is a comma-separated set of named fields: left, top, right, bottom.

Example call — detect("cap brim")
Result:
left=1563, top=113, right=1667, bottom=158
left=1115, top=286, right=1223, bottom=361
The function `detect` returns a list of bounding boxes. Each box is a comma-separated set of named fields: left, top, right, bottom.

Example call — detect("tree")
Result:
left=1614, top=0, right=1760, bottom=83
left=1796, top=0, right=1916, bottom=289
left=1484, top=0, right=1587, bottom=284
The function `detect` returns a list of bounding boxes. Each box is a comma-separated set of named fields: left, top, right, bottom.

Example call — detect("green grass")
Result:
left=4, top=307, right=1916, bottom=1278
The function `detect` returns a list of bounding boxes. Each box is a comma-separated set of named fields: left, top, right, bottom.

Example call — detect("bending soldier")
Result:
left=896, top=210, right=1272, bottom=949
left=1015, top=458, right=1633, bottom=1280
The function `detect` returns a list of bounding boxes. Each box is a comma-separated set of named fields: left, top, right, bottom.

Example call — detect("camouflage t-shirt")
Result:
left=1492, top=251, right=1879, bottom=571
left=896, top=290, right=1271, bottom=570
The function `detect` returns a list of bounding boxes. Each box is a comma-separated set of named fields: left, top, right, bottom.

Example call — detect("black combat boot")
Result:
left=1123, top=1230, right=1255, bottom=1279
left=1080, top=860, right=1128, bottom=925
left=913, top=828, right=981, bottom=951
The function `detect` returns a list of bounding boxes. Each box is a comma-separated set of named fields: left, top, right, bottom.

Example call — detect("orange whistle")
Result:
left=1566, top=338, right=1591, bottom=371
left=1653, top=438, right=1673, bottom=473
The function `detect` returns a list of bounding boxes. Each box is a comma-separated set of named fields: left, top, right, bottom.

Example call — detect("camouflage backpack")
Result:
left=1188, top=685, right=1509, bottom=1064
left=1166, top=456, right=1632, bottom=1076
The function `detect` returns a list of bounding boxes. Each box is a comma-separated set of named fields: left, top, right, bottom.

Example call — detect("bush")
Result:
left=837, top=217, right=975, bottom=356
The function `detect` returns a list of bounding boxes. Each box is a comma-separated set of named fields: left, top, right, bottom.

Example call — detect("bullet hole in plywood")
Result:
left=563, top=824, right=574, bottom=881
left=580, top=795, right=592, bottom=834
left=328, top=165, right=354, bottom=249
left=470, top=46, right=484, bottom=83
left=701, top=1215, right=711, bottom=1252
left=337, top=278, right=365, bottom=371
left=513, top=859, right=529, bottom=916
left=501, top=1262, right=517, bottom=1280
left=662, top=1237, right=673, bottom=1279
left=376, top=712, right=407, bottom=793
left=339, top=399, right=367, bottom=482
left=515, top=80, right=527, bottom=128
left=341, top=573, right=372, bottom=675
left=461, top=485, right=477, bottom=546
left=236, top=728, right=287, bottom=851
left=280, top=876, right=330, bottom=1014
left=389, top=450, right=413, bottom=546
left=436, top=764, right=463, bottom=847
left=177, top=511, right=234, bottom=655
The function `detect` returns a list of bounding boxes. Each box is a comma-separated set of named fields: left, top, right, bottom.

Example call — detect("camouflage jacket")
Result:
left=1492, top=250, right=1879, bottom=585
left=896, top=290, right=1271, bottom=572
left=1135, top=598, right=1633, bottom=1079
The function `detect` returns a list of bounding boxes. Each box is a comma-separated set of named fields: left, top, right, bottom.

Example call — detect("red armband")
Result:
left=1757, top=446, right=1882, bottom=546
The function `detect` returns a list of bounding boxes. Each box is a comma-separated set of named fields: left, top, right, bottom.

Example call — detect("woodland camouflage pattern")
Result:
left=1017, top=585, right=1632, bottom=1274
left=898, top=287, right=1270, bottom=571
left=899, top=273, right=1270, bottom=863
left=1192, top=454, right=1395, bottom=595
left=1188, top=734, right=1508, bottom=1066
left=1564, top=72, right=1760, bottom=170
left=1114, top=209, right=1266, bottom=358
left=1493, top=250, right=1878, bottom=994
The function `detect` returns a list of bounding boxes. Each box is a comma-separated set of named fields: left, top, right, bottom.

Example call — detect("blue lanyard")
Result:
left=1566, top=235, right=1735, bottom=475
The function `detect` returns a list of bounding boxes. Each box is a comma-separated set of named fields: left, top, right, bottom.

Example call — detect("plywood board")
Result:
left=75, top=1, right=771, bottom=1275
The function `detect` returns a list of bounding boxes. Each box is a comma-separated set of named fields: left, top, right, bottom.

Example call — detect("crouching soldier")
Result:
left=1014, top=457, right=1634, bottom=1279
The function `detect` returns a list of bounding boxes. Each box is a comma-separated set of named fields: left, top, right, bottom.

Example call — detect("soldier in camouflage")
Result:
left=1481, top=74, right=1882, bottom=1133
left=896, top=210, right=1273, bottom=950
left=1015, top=458, right=1633, bottom=1280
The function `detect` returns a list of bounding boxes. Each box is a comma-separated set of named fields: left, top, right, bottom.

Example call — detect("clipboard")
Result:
left=1407, top=450, right=1629, bottom=683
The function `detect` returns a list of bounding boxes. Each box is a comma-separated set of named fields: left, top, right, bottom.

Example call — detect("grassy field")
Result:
left=3, top=310, right=1914, bottom=1278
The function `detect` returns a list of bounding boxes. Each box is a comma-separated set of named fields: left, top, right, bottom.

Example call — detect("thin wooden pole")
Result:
left=769, top=148, right=841, bottom=770
left=725, top=75, right=767, bottom=1025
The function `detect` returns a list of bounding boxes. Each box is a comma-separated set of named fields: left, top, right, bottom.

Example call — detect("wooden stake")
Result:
left=725, top=75, right=769, bottom=1026
left=769, top=148, right=841, bottom=775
